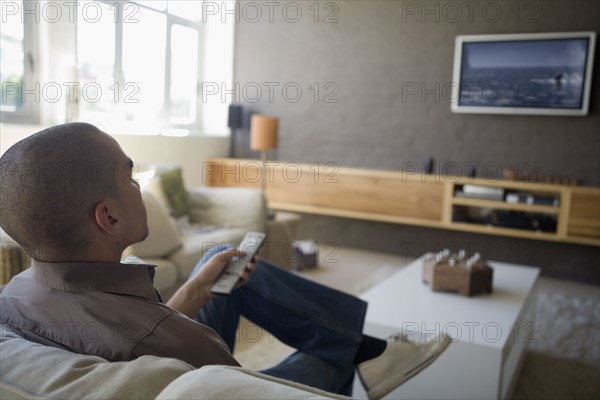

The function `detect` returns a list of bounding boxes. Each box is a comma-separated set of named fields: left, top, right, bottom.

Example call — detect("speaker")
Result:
left=228, top=104, right=242, bottom=129
left=424, top=157, right=435, bottom=174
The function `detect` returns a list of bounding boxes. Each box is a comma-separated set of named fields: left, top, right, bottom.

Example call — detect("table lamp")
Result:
left=250, top=114, right=279, bottom=191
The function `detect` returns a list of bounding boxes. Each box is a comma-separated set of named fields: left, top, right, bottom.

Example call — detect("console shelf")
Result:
left=204, top=158, right=600, bottom=246
left=449, top=222, right=560, bottom=241
left=451, top=197, right=561, bottom=214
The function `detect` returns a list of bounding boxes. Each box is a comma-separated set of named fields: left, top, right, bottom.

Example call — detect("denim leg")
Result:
left=240, top=259, right=367, bottom=370
left=191, top=245, right=367, bottom=394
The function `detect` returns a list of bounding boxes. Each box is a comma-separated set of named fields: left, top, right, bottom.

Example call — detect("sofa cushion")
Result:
left=187, top=187, right=267, bottom=232
left=156, top=365, right=349, bottom=399
left=0, top=332, right=194, bottom=400
left=133, top=190, right=183, bottom=259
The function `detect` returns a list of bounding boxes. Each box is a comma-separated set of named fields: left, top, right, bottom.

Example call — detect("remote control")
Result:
left=210, top=231, right=266, bottom=295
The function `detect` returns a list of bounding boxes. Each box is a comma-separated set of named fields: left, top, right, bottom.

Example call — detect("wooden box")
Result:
left=422, top=251, right=493, bottom=297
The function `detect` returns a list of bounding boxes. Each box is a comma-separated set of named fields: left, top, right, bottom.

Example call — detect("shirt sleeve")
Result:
left=131, top=313, right=240, bottom=369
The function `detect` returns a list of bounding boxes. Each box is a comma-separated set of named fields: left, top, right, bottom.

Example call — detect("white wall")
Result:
left=113, top=134, right=229, bottom=187
left=0, top=125, right=229, bottom=187
left=0, top=124, right=42, bottom=153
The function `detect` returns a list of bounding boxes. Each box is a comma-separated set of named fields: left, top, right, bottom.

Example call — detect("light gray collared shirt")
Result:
left=0, top=260, right=239, bottom=368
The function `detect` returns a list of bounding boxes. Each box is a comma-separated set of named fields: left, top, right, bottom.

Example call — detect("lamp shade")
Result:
left=250, top=114, right=279, bottom=151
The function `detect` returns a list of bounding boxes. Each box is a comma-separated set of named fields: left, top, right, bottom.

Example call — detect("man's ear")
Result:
left=94, top=198, right=122, bottom=236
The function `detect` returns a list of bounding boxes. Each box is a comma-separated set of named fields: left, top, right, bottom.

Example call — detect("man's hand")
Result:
left=238, top=253, right=259, bottom=287
left=191, top=249, right=258, bottom=293
left=166, top=250, right=258, bottom=317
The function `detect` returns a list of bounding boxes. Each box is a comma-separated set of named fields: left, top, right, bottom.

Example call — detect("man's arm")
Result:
left=166, top=249, right=255, bottom=318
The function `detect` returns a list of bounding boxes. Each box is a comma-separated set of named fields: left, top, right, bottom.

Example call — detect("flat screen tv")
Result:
left=451, top=31, right=596, bottom=116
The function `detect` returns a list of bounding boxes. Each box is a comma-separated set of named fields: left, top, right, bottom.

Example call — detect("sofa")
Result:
left=130, top=166, right=270, bottom=298
left=0, top=328, right=348, bottom=399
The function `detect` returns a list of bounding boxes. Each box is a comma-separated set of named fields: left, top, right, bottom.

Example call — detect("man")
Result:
left=0, top=123, right=450, bottom=399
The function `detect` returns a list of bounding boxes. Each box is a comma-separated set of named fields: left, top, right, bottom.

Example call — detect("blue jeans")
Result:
left=190, top=244, right=368, bottom=396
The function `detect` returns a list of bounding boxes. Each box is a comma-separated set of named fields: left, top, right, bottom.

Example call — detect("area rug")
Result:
left=510, top=288, right=600, bottom=400
left=511, top=352, right=600, bottom=400
left=528, top=290, right=599, bottom=367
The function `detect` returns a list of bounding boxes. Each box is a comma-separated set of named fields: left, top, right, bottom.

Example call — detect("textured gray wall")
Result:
left=232, top=0, right=600, bottom=282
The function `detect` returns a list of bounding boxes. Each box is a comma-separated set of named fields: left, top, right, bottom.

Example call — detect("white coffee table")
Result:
left=352, top=257, right=540, bottom=400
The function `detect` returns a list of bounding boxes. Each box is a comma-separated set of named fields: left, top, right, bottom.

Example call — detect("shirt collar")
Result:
left=31, top=260, right=161, bottom=302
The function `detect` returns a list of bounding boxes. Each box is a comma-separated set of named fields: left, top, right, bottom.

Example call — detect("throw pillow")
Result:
left=158, top=168, right=189, bottom=218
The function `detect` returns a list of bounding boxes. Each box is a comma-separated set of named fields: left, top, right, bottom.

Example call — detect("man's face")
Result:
left=100, top=133, right=149, bottom=246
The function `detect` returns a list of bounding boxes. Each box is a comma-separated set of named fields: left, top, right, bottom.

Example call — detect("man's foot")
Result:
left=357, top=332, right=452, bottom=400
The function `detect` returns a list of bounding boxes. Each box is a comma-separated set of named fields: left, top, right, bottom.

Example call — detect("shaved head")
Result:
left=0, top=123, right=122, bottom=260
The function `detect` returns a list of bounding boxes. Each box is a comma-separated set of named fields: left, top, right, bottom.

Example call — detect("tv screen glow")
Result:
left=451, top=32, right=596, bottom=116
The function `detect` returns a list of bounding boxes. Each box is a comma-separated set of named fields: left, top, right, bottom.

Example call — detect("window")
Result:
left=0, top=2, right=39, bottom=124
left=77, top=1, right=211, bottom=134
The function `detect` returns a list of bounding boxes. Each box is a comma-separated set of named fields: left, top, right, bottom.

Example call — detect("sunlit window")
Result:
left=77, top=1, right=115, bottom=118
left=170, top=25, right=198, bottom=125
left=0, top=6, right=38, bottom=123
left=77, top=0, right=209, bottom=133
left=168, top=1, right=203, bottom=21
left=122, top=7, right=167, bottom=122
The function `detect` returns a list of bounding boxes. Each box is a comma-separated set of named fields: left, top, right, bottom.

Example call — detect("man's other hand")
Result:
left=166, top=250, right=258, bottom=317
left=198, top=249, right=258, bottom=288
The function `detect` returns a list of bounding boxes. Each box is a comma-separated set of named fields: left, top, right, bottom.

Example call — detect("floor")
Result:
left=233, top=246, right=600, bottom=399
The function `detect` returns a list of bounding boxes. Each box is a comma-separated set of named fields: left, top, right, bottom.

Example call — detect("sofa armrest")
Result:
left=187, top=187, right=267, bottom=233
left=0, top=333, right=194, bottom=400
left=156, top=365, right=350, bottom=400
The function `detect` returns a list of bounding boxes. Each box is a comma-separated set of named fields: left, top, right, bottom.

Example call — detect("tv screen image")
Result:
left=451, top=32, right=596, bottom=116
